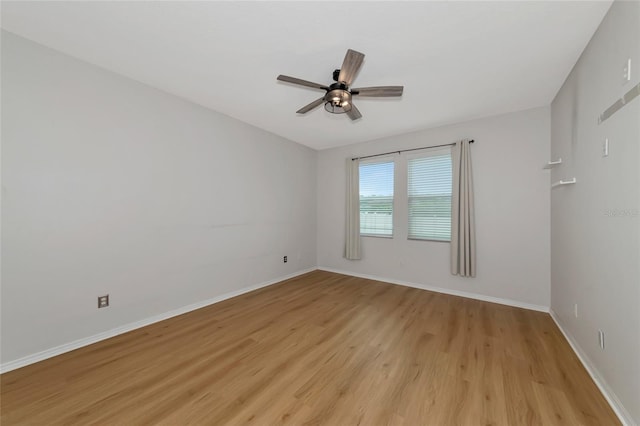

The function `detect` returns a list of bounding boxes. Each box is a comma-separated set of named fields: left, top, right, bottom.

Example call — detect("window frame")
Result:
left=406, top=147, right=453, bottom=243
left=358, top=157, right=395, bottom=238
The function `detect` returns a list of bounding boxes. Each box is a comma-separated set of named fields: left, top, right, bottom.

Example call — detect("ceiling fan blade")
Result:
left=296, top=97, right=325, bottom=114
left=352, top=86, right=404, bottom=97
left=338, top=49, right=365, bottom=86
left=346, top=103, right=362, bottom=121
left=277, top=75, right=329, bottom=90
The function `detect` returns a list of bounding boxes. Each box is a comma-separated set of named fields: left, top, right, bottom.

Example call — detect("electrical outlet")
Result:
left=623, top=58, right=631, bottom=84
left=598, top=329, right=605, bottom=350
left=98, top=295, right=109, bottom=308
left=574, top=303, right=578, bottom=318
left=283, top=256, right=288, bottom=263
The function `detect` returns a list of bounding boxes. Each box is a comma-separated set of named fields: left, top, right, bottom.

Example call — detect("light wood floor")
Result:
left=1, top=271, right=619, bottom=425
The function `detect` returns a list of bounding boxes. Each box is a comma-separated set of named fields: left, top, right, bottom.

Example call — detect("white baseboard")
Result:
left=549, top=310, right=634, bottom=426
left=0, top=268, right=317, bottom=374
left=318, top=267, right=549, bottom=312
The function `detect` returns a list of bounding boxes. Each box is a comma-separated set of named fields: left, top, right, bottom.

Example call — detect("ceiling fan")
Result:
left=277, top=49, right=404, bottom=121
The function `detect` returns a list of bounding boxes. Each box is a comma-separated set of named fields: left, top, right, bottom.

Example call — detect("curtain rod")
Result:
left=351, top=140, right=474, bottom=161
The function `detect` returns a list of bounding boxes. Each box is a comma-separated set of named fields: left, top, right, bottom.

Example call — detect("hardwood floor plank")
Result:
left=0, top=271, right=620, bottom=425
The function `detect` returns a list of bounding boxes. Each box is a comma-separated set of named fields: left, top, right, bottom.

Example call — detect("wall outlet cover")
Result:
left=98, top=295, right=109, bottom=308
left=598, top=329, right=605, bottom=350
left=623, top=58, right=631, bottom=83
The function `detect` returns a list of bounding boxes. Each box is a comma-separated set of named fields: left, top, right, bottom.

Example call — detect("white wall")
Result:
left=550, top=1, right=639, bottom=424
left=317, top=107, right=551, bottom=309
left=1, top=32, right=317, bottom=365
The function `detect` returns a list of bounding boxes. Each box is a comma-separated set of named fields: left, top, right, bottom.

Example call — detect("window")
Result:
left=359, top=160, right=394, bottom=236
left=407, top=148, right=452, bottom=241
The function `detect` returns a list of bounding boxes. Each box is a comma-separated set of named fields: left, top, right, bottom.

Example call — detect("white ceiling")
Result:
left=1, top=1, right=611, bottom=150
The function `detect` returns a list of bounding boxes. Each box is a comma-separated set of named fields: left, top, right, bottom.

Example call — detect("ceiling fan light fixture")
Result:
left=324, top=89, right=352, bottom=114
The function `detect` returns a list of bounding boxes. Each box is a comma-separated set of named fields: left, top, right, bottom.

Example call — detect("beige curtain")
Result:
left=345, top=158, right=361, bottom=260
left=451, top=139, right=476, bottom=277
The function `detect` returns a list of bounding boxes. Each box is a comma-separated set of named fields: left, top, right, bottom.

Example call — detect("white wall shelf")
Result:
left=543, top=158, right=562, bottom=169
left=551, top=178, right=577, bottom=188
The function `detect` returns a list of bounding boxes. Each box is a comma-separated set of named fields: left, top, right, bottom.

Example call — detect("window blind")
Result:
left=407, top=148, right=452, bottom=241
left=359, top=160, right=394, bottom=236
